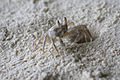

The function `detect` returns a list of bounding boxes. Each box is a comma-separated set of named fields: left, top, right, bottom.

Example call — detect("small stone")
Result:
left=43, top=8, right=49, bottom=13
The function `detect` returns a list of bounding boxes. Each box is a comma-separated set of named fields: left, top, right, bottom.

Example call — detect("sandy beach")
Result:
left=0, top=0, right=120, bottom=80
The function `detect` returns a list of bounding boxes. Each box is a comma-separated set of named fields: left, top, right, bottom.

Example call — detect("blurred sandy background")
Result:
left=0, top=0, right=120, bottom=80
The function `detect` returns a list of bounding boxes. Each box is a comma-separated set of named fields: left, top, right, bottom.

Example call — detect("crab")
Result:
left=33, top=17, right=93, bottom=54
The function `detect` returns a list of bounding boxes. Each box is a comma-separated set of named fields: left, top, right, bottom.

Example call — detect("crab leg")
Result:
left=84, top=28, right=93, bottom=42
left=33, top=39, right=38, bottom=48
left=33, top=35, right=44, bottom=51
left=50, top=38, right=59, bottom=54
left=42, top=34, right=48, bottom=53
left=58, top=37, right=65, bottom=46
left=83, top=32, right=87, bottom=42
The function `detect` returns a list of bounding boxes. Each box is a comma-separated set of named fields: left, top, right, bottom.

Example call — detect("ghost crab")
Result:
left=33, top=17, right=93, bottom=54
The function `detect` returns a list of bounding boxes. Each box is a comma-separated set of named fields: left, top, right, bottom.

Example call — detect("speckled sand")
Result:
left=0, top=0, right=120, bottom=80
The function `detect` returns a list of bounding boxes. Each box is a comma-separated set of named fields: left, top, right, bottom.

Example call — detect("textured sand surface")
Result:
left=0, top=0, right=120, bottom=80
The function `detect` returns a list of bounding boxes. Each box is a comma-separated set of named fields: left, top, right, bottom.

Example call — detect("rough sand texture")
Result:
left=0, top=0, right=120, bottom=80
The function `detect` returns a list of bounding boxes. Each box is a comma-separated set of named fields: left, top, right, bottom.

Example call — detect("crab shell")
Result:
left=67, top=25, right=92, bottom=44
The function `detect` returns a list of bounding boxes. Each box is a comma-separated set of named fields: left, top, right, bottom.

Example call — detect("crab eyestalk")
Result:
left=63, top=17, right=68, bottom=31
left=57, top=20, right=61, bottom=27
left=64, top=17, right=67, bottom=25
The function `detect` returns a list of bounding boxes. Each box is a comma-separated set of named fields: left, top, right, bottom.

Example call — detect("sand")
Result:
left=0, top=0, right=120, bottom=80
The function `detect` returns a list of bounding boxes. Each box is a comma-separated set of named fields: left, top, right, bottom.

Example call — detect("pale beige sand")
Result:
left=0, top=0, right=120, bottom=80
